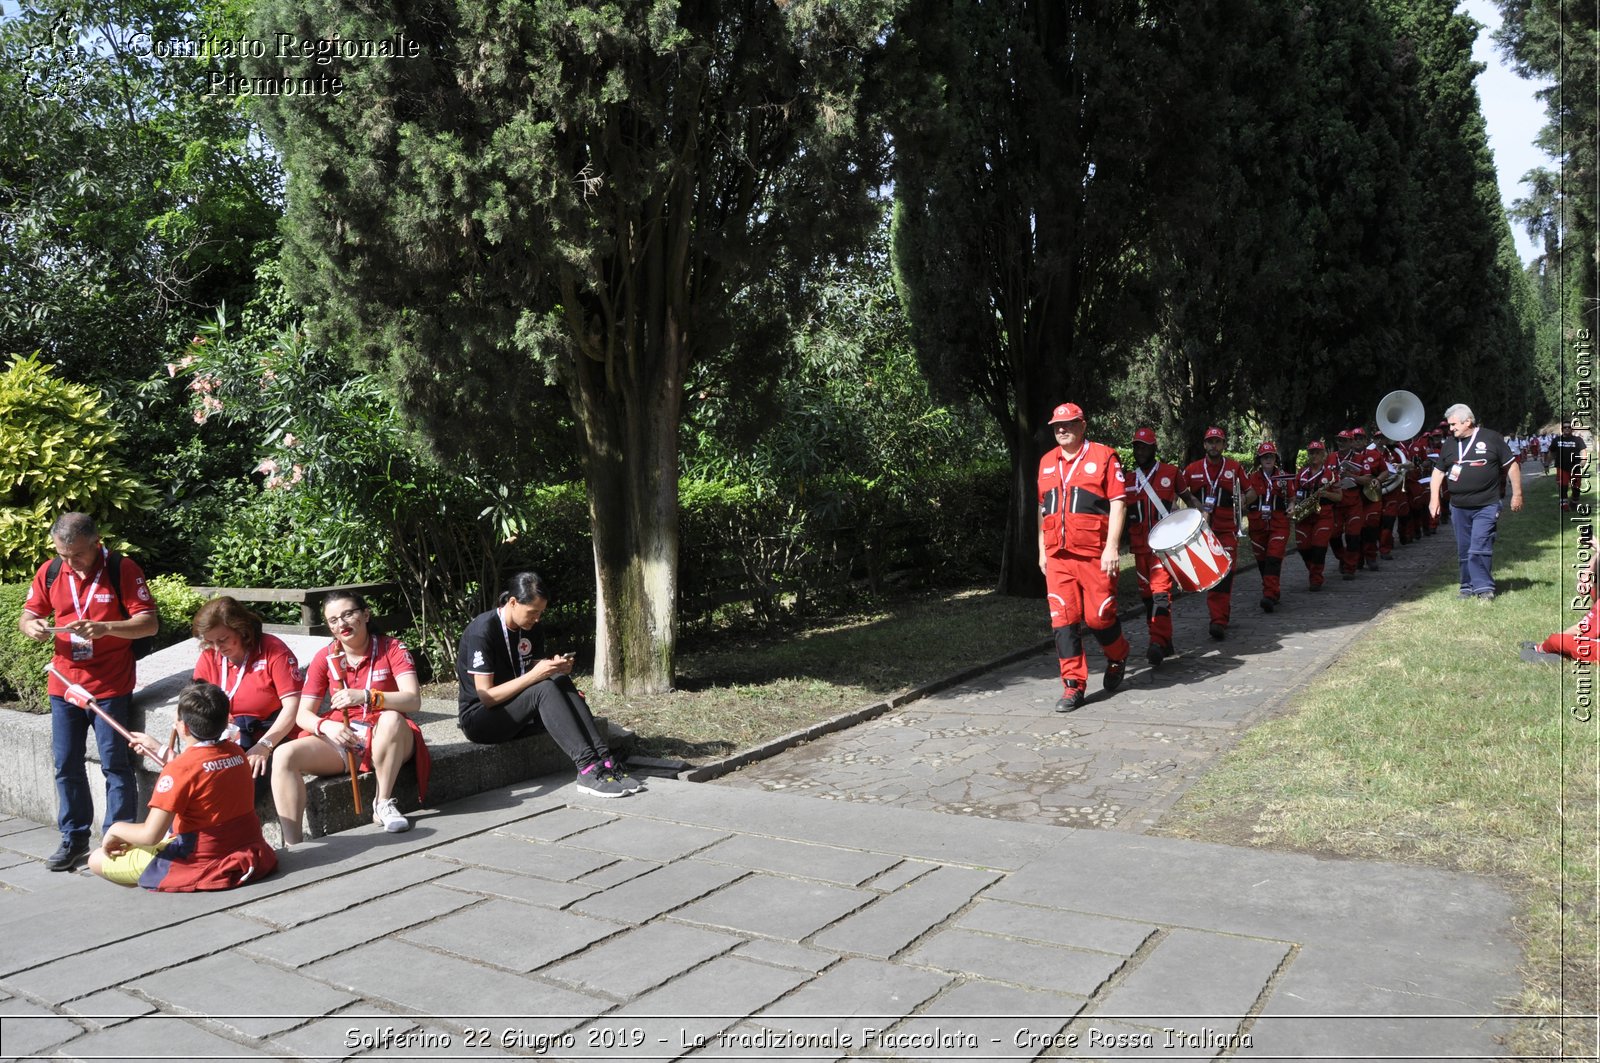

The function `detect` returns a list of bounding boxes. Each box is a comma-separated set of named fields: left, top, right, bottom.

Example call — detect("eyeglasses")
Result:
left=326, top=608, right=365, bottom=626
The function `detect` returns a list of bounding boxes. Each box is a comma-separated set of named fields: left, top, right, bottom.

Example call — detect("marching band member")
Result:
left=1292, top=440, right=1343, bottom=591
left=1376, top=431, right=1411, bottom=559
left=1038, top=402, right=1131, bottom=711
left=1244, top=442, right=1291, bottom=611
left=1403, top=434, right=1432, bottom=542
left=1122, top=427, right=1196, bottom=665
left=1330, top=431, right=1371, bottom=579
left=1180, top=427, right=1255, bottom=640
left=1352, top=427, right=1387, bottom=567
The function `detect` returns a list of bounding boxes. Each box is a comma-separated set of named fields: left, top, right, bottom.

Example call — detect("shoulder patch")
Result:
left=156, top=775, right=175, bottom=794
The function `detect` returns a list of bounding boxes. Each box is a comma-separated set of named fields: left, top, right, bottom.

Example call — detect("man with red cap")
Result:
left=1291, top=440, right=1343, bottom=591
left=1180, top=427, right=1255, bottom=639
left=1037, top=402, right=1131, bottom=711
left=1244, top=442, right=1291, bottom=611
left=1375, top=431, right=1411, bottom=557
left=1122, top=427, right=1196, bottom=664
left=1352, top=427, right=1388, bottom=567
left=1330, top=430, right=1374, bottom=578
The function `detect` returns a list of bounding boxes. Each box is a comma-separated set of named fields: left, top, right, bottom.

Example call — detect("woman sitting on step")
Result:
left=191, top=596, right=302, bottom=777
left=455, top=571, right=640, bottom=798
left=270, top=591, right=428, bottom=843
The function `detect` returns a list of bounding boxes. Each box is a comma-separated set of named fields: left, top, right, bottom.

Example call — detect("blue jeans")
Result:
left=1450, top=501, right=1501, bottom=596
left=51, top=693, right=138, bottom=843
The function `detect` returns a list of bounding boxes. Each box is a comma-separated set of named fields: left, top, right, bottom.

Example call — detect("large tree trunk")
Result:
left=572, top=315, right=686, bottom=695
left=998, top=411, right=1046, bottom=598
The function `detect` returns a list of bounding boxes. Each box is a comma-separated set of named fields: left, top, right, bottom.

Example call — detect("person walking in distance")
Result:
left=1038, top=403, right=1131, bottom=711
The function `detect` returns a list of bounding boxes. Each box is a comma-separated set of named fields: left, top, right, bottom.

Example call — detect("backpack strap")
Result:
left=45, top=557, right=62, bottom=595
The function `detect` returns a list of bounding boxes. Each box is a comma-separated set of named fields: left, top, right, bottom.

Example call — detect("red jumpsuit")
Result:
left=1244, top=467, right=1291, bottom=605
left=1403, top=439, right=1430, bottom=542
left=1356, top=445, right=1387, bottom=564
left=1180, top=456, right=1249, bottom=629
left=1378, top=443, right=1409, bottom=557
left=1124, top=460, right=1182, bottom=654
left=1330, top=446, right=1365, bottom=575
left=1039, top=441, right=1130, bottom=691
left=1293, top=462, right=1341, bottom=590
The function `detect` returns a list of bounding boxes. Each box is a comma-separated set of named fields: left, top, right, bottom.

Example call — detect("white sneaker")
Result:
left=373, top=797, right=410, bottom=833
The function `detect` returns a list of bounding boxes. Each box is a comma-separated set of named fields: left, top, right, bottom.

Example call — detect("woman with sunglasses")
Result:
left=270, top=592, right=429, bottom=844
left=191, top=596, right=303, bottom=777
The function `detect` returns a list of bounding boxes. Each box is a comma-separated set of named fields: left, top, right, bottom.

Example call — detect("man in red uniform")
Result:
left=1375, top=431, right=1411, bottom=558
left=1038, top=402, right=1130, bottom=711
left=1244, top=442, right=1291, bottom=612
left=1180, top=427, right=1255, bottom=640
left=19, top=512, right=159, bottom=872
left=1352, top=427, right=1387, bottom=567
left=1122, top=426, right=1194, bottom=665
left=1292, top=440, right=1343, bottom=591
left=1403, top=434, right=1431, bottom=542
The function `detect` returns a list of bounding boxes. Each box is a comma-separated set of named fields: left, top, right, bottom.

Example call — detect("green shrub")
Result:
left=0, top=355, right=160, bottom=580
left=0, top=575, right=207, bottom=711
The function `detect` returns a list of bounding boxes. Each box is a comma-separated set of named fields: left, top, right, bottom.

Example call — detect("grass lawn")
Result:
left=577, top=586, right=1049, bottom=761
left=1155, top=471, right=1597, bottom=1059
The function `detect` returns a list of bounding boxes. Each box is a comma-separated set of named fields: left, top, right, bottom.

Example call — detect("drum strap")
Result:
left=1134, top=466, right=1170, bottom=521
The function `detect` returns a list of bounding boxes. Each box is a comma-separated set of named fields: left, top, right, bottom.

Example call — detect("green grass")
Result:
left=1156, top=473, right=1597, bottom=1059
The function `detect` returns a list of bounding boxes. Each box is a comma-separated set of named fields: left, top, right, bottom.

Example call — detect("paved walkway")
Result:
left=713, top=524, right=1457, bottom=833
left=0, top=513, right=1527, bottom=1061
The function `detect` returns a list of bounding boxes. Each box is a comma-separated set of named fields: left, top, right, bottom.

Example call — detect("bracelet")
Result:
left=364, top=688, right=372, bottom=706
left=372, top=690, right=386, bottom=712
left=256, top=738, right=274, bottom=751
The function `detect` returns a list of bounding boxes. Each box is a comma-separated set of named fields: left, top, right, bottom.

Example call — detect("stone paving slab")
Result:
left=810, top=865, right=1001, bottom=958
left=129, top=949, right=359, bottom=1039
left=0, top=779, right=1522, bottom=1060
left=714, top=528, right=1455, bottom=833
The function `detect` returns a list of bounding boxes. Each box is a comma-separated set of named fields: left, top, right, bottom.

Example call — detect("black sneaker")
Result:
left=1146, top=642, right=1170, bottom=666
left=1208, top=622, right=1226, bottom=641
left=45, top=837, right=89, bottom=872
left=603, top=760, right=644, bottom=794
left=575, top=766, right=627, bottom=798
left=1055, top=684, right=1085, bottom=713
left=1104, top=658, right=1126, bottom=692
left=1259, top=597, right=1275, bottom=613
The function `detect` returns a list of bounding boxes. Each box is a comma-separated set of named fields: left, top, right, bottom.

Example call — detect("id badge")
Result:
left=1204, top=494, right=1218, bottom=510
left=69, top=631, right=93, bottom=661
left=349, top=720, right=372, bottom=747
left=1447, top=463, right=1462, bottom=482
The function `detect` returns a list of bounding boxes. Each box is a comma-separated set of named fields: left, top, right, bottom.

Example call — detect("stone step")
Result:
left=2, top=633, right=633, bottom=845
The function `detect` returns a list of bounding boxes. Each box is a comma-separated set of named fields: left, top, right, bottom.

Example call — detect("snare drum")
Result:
left=1146, top=509, right=1232, bottom=593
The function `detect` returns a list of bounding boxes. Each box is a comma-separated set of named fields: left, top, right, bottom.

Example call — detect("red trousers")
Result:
left=1249, top=512, right=1289, bottom=602
left=1045, top=551, right=1129, bottom=688
left=1541, top=605, right=1600, bottom=662
left=1130, top=540, right=1176, bottom=652
left=1294, top=509, right=1335, bottom=589
left=1205, top=529, right=1239, bottom=626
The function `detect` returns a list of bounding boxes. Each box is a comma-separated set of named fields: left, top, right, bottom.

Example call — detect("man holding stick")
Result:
left=19, top=512, right=159, bottom=871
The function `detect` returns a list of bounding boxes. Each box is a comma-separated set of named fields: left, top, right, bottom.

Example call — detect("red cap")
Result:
left=1256, top=441, right=1279, bottom=457
left=1049, top=402, right=1086, bottom=425
left=1132, top=427, right=1158, bottom=445
left=1203, top=426, right=1226, bottom=441
left=1351, top=426, right=1367, bottom=436
left=1336, top=429, right=1354, bottom=440
left=1306, top=439, right=1326, bottom=451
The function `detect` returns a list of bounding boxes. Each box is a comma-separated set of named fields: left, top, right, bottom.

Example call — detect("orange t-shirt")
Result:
left=148, top=740, right=254, bottom=835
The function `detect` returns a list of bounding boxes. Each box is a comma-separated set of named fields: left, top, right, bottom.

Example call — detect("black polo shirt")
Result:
left=456, top=608, right=544, bottom=717
left=1441, top=427, right=1514, bottom=508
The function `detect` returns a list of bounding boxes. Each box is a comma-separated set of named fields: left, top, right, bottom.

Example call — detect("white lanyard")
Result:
left=1202, top=458, right=1225, bottom=497
left=217, top=651, right=253, bottom=702
left=1456, top=428, right=1481, bottom=466
left=1134, top=464, right=1170, bottom=520
left=333, top=640, right=377, bottom=691
left=67, top=547, right=107, bottom=620
left=1258, top=469, right=1274, bottom=508
left=1057, top=444, right=1089, bottom=499
left=501, top=615, right=525, bottom=677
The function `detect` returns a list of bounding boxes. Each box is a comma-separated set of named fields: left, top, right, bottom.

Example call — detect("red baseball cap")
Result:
left=1132, top=427, right=1157, bottom=445
left=1351, top=426, right=1367, bottom=436
left=1049, top=402, right=1086, bottom=424
left=1203, top=426, right=1226, bottom=441
left=1306, top=439, right=1326, bottom=451
left=1336, top=429, right=1354, bottom=440
left=1256, top=441, right=1279, bottom=457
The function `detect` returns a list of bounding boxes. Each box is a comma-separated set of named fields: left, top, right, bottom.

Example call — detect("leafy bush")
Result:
left=0, top=355, right=160, bottom=580
left=0, top=574, right=201, bottom=712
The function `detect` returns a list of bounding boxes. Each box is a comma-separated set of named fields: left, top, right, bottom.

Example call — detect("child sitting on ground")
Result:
left=88, top=681, right=277, bottom=891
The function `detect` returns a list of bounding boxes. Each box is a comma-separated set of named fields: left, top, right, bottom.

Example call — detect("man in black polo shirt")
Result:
left=1429, top=403, right=1523, bottom=601
left=1550, top=422, right=1587, bottom=510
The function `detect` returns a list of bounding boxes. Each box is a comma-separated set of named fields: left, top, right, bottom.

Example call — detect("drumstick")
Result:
left=45, top=664, right=166, bottom=763
left=325, top=650, right=362, bottom=815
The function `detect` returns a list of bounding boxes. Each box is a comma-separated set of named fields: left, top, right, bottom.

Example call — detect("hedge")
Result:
left=0, top=573, right=204, bottom=711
